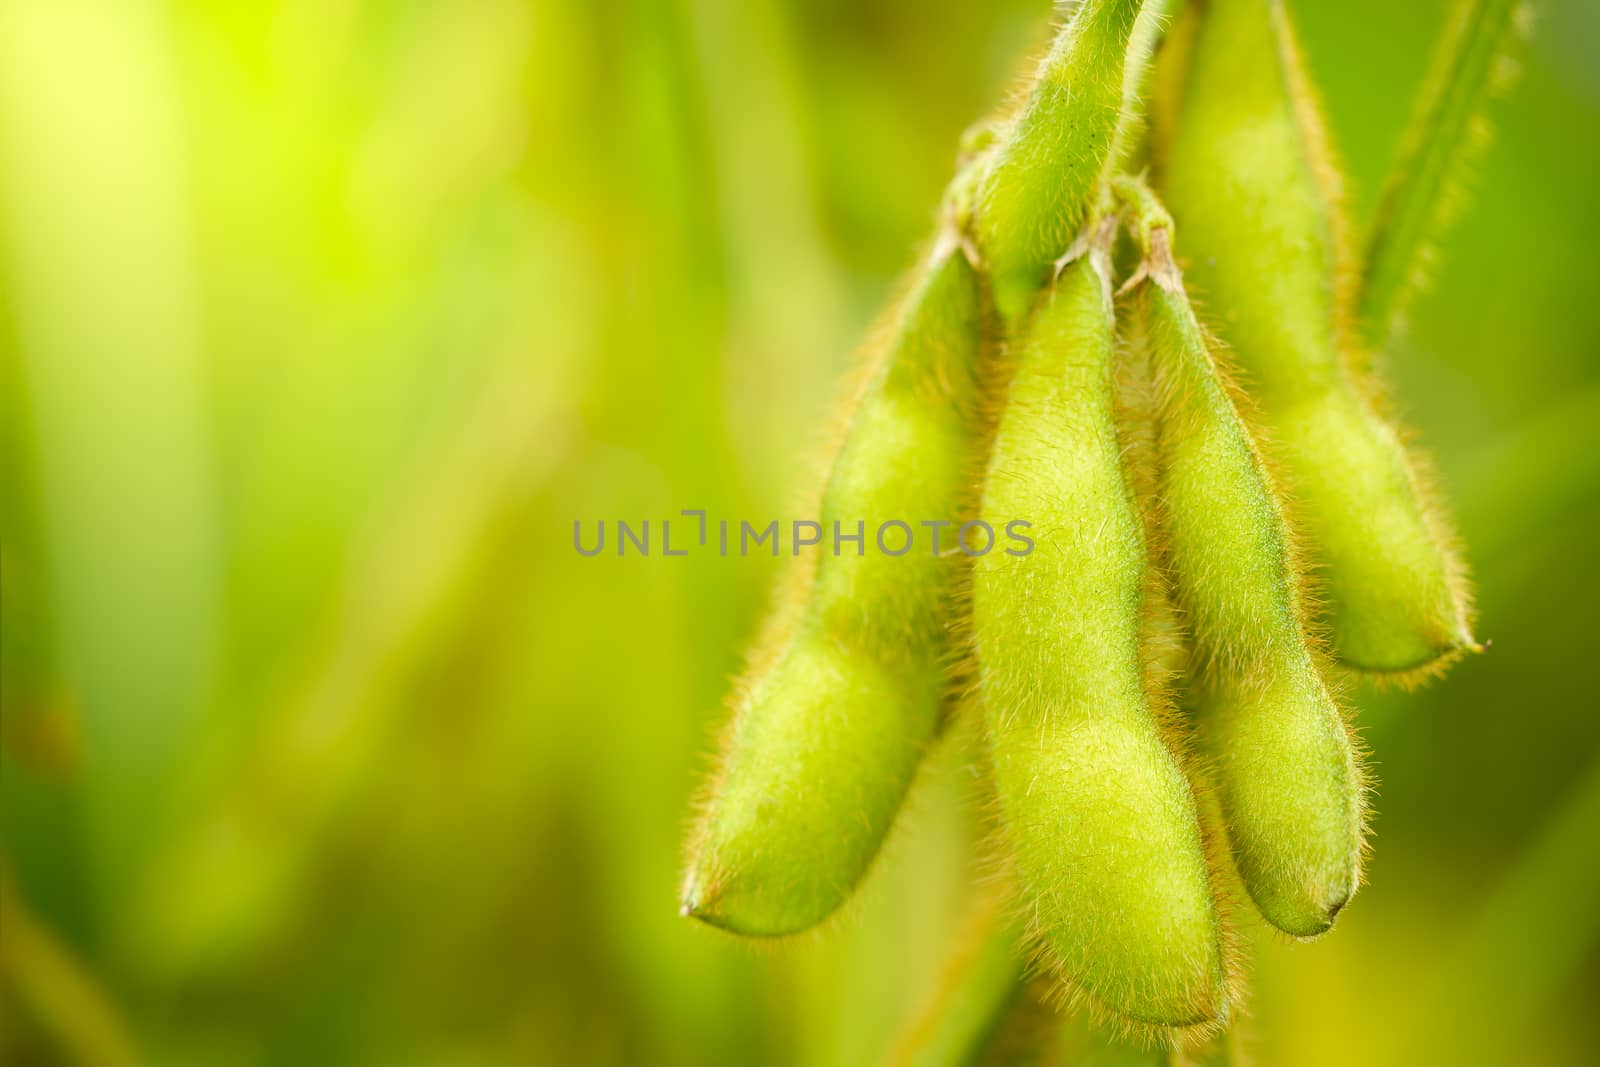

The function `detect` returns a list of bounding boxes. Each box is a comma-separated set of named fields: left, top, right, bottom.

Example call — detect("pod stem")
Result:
left=1110, top=173, right=1181, bottom=294
left=1360, top=0, right=1529, bottom=344
left=882, top=888, right=1035, bottom=1067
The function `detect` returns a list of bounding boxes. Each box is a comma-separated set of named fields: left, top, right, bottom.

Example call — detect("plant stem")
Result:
left=1360, top=0, right=1527, bottom=344
left=0, top=872, right=142, bottom=1067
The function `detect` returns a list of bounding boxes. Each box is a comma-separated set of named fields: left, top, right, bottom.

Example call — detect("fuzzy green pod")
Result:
left=976, top=0, right=1147, bottom=324
left=682, top=221, right=986, bottom=937
left=974, top=240, right=1230, bottom=1029
left=1119, top=185, right=1365, bottom=937
left=1109, top=0, right=1173, bottom=172
left=1158, top=0, right=1476, bottom=677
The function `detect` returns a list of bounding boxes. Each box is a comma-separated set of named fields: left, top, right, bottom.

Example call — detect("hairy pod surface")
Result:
left=1131, top=217, right=1365, bottom=938
left=1108, top=0, right=1173, bottom=173
left=977, top=0, right=1147, bottom=325
left=1159, top=0, right=1476, bottom=677
left=682, top=239, right=986, bottom=937
left=974, top=245, right=1229, bottom=1029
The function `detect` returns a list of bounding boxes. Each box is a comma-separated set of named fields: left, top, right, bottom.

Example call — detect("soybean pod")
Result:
left=1118, top=179, right=1366, bottom=937
left=1159, top=0, right=1477, bottom=678
left=977, top=0, right=1148, bottom=325
left=682, top=175, right=989, bottom=937
left=974, top=233, right=1232, bottom=1031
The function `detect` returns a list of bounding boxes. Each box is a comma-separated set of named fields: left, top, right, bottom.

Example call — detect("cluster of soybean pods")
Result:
left=682, top=0, right=1518, bottom=1056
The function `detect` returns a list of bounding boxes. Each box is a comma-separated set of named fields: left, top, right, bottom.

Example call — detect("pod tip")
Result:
left=678, top=892, right=734, bottom=933
left=676, top=874, right=761, bottom=936
left=678, top=869, right=713, bottom=924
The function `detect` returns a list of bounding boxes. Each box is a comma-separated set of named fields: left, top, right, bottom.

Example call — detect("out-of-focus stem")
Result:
left=0, top=872, right=141, bottom=1067
left=1361, top=0, right=1528, bottom=343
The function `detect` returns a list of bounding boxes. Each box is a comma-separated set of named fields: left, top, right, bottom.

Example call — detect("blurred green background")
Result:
left=1, top=1, right=1596, bottom=1064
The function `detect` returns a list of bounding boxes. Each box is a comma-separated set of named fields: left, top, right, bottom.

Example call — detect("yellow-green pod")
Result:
left=1159, top=0, right=1476, bottom=678
left=977, top=0, right=1148, bottom=324
left=974, top=238, right=1231, bottom=1030
left=1119, top=184, right=1365, bottom=937
left=682, top=213, right=987, bottom=936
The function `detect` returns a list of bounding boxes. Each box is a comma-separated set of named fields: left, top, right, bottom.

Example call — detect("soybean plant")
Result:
left=682, top=0, right=1516, bottom=1055
left=688, top=0, right=1148, bottom=937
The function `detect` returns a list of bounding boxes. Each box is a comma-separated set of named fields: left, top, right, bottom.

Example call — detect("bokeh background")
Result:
left=1, top=0, right=1597, bottom=1064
